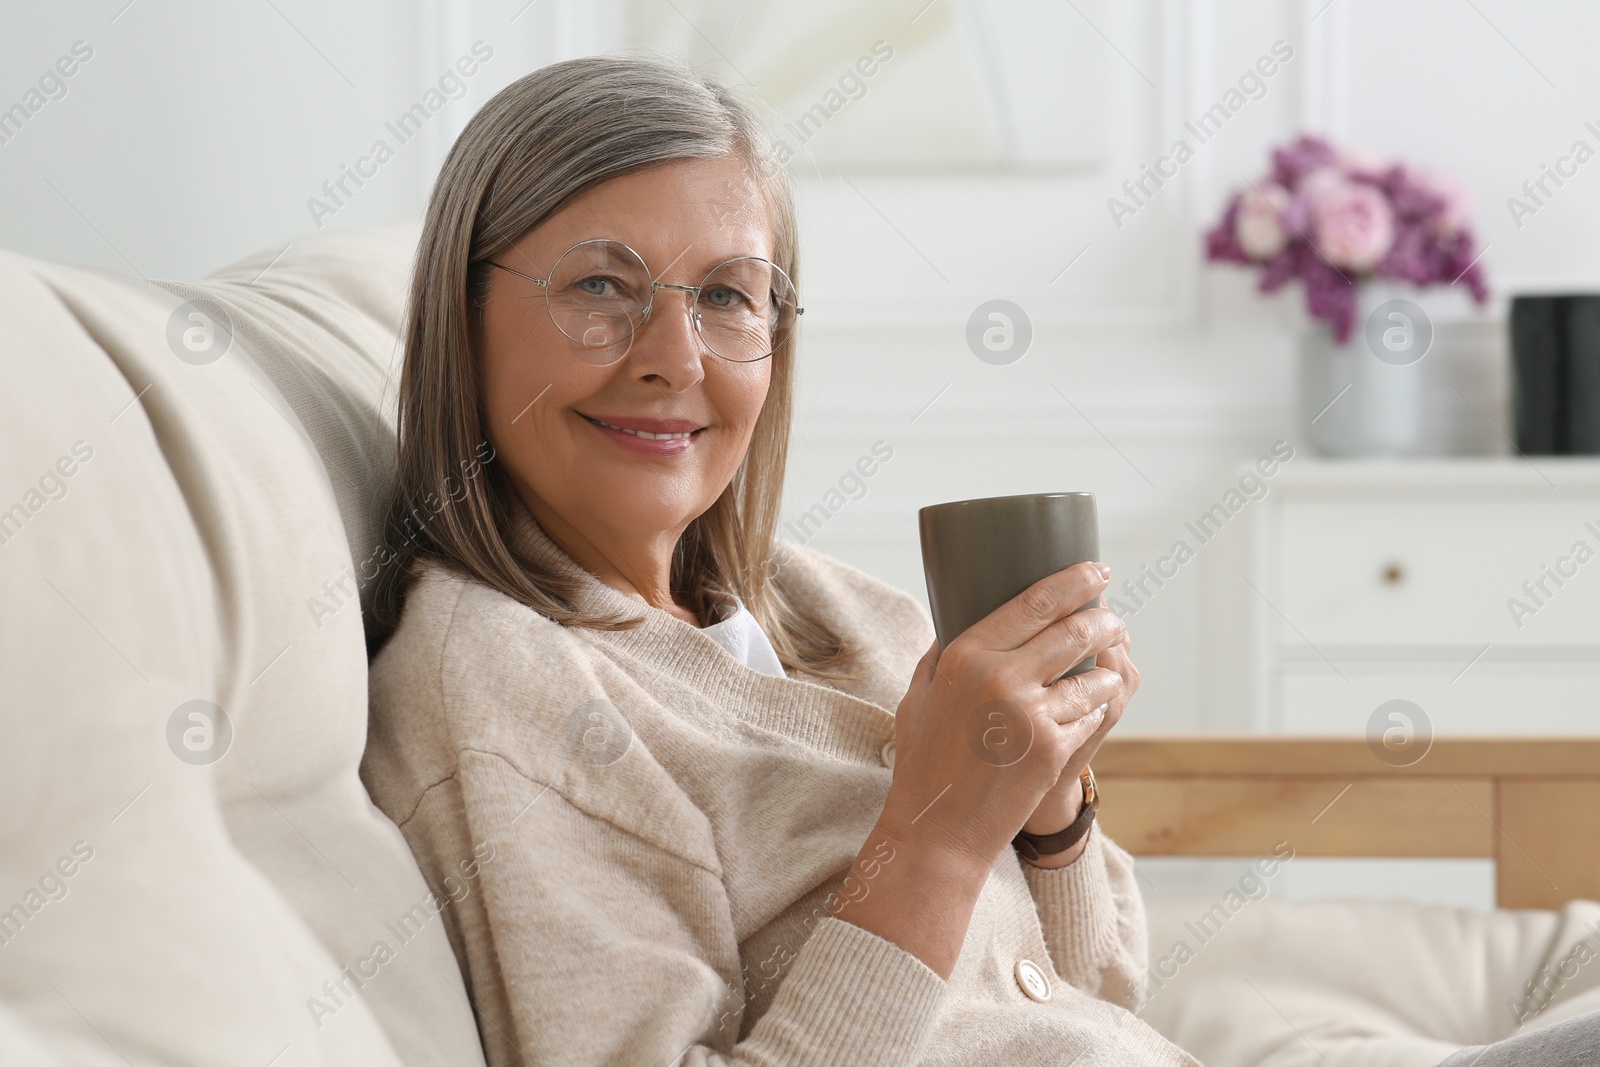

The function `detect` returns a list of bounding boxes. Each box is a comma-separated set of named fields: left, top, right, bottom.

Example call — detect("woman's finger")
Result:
left=1049, top=701, right=1108, bottom=753
left=1018, top=606, right=1127, bottom=688
left=1062, top=645, right=1137, bottom=771
left=962, top=561, right=1111, bottom=653
left=1043, top=666, right=1122, bottom=727
left=1095, top=641, right=1139, bottom=713
left=1096, top=640, right=1133, bottom=689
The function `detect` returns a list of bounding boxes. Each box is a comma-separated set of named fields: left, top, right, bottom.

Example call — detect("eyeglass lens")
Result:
left=545, top=240, right=796, bottom=364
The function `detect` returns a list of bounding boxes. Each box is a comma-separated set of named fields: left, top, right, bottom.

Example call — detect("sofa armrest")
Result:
left=1094, top=737, right=1600, bottom=909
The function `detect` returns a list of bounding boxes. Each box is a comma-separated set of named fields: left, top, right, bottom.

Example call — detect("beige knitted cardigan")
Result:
left=361, top=499, right=1201, bottom=1067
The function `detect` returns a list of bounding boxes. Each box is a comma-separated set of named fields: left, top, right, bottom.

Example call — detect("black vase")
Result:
left=1509, top=295, right=1600, bottom=454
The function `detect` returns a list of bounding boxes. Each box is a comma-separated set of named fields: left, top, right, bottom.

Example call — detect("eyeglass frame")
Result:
left=484, top=238, right=804, bottom=364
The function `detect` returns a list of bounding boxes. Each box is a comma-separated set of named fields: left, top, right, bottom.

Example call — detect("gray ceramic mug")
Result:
left=919, top=492, right=1102, bottom=683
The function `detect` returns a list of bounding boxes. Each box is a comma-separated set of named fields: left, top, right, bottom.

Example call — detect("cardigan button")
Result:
left=1015, top=959, right=1052, bottom=1003
left=879, top=740, right=895, bottom=769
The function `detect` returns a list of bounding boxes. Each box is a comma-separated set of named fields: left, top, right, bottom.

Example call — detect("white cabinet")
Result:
left=1251, top=460, right=1600, bottom=735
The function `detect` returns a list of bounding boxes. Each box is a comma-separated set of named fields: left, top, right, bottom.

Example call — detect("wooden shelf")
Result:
left=1097, top=736, right=1600, bottom=777
left=1096, top=736, right=1600, bottom=910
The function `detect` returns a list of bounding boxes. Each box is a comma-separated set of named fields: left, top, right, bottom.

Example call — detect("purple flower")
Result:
left=1301, top=257, right=1359, bottom=343
left=1270, top=135, right=1339, bottom=188
left=1203, top=193, right=1251, bottom=264
left=1203, top=133, right=1489, bottom=341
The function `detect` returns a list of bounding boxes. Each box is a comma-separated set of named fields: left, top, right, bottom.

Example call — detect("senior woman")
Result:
left=360, top=55, right=1196, bottom=1066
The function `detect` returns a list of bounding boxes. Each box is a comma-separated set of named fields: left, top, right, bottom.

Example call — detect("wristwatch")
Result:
left=1012, top=766, right=1099, bottom=862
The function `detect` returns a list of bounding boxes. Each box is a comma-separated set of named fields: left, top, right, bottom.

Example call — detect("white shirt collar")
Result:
left=698, top=595, right=786, bottom=678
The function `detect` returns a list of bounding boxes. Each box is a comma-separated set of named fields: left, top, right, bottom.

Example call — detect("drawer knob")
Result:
left=1381, top=562, right=1405, bottom=586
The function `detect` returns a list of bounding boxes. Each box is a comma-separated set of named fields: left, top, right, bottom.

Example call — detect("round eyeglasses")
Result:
left=486, top=239, right=803, bottom=366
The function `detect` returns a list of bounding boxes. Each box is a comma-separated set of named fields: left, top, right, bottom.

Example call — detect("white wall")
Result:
left=6, top=0, right=1599, bottom=732
left=0, top=0, right=544, bottom=277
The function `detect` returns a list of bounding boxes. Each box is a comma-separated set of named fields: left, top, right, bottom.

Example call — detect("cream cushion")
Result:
left=1140, top=894, right=1600, bottom=1066
left=0, top=222, right=485, bottom=1065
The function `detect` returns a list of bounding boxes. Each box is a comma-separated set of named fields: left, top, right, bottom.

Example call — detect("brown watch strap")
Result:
left=1013, top=768, right=1099, bottom=862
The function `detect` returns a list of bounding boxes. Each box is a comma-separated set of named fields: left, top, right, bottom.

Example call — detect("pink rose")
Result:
left=1309, top=179, right=1394, bottom=271
left=1235, top=183, right=1292, bottom=259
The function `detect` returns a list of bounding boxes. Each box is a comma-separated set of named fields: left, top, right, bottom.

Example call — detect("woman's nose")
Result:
left=629, top=288, right=708, bottom=385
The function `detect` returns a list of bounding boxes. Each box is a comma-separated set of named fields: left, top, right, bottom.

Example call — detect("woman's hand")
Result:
left=1018, top=610, right=1138, bottom=866
left=832, top=561, right=1126, bottom=978
left=876, top=561, right=1128, bottom=873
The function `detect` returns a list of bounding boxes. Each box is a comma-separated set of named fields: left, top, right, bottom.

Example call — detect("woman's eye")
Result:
left=704, top=285, right=748, bottom=309
left=578, top=276, right=613, bottom=296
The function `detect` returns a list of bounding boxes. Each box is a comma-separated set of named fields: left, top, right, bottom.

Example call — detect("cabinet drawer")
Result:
left=1276, top=500, right=1600, bottom=647
left=1280, top=664, right=1600, bottom=735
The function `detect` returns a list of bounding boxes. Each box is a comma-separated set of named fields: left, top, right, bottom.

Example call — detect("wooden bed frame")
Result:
left=1094, top=737, right=1600, bottom=909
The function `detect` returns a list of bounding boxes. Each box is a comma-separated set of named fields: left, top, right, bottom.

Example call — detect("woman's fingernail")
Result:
left=1095, top=562, right=1111, bottom=579
left=1094, top=703, right=1109, bottom=714
left=1106, top=671, right=1121, bottom=684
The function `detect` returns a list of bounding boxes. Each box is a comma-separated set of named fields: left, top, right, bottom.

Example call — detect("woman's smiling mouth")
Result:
left=578, top=412, right=705, bottom=455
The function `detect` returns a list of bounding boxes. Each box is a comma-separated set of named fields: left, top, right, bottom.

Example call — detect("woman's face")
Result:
left=479, top=156, right=775, bottom=552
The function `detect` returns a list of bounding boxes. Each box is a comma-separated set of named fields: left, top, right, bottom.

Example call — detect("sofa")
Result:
left=3, top=222, right=1596, bottom=1065
left=2, top=222, right=487, bottom=1065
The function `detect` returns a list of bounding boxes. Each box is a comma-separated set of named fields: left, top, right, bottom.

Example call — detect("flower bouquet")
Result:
left=1204, top=134, right=1489, bottom=343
